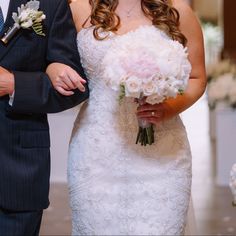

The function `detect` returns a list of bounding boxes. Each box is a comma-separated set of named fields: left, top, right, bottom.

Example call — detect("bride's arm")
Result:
left=46, top=0, right=91, bottom=96
left=70, top=0, right=91, bottom=32
left=137, top=0, right=206, bottom=124
left=46, top=63, right=86, bottom=96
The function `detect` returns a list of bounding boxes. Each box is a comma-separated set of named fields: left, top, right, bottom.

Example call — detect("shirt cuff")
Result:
left=9, top=91, right=15, bottom=106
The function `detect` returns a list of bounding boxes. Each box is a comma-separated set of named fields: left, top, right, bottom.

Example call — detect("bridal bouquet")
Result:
left=102, top=26, right=192, bottom=145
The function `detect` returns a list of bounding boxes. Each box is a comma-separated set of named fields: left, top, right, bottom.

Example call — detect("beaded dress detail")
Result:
left=68, top=26, right=192, bottom=235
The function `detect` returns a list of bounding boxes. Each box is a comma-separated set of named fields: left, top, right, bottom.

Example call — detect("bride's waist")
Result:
left=75, top=102, right=185, bottom=132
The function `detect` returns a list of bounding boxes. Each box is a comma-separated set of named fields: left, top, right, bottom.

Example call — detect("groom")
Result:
left=0, top=0, right=88, bottom=235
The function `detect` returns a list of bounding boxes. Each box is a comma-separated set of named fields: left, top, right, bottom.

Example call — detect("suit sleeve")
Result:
left=9, top=0, right=89, bottom=114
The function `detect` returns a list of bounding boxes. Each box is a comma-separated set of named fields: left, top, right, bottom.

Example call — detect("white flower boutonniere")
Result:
left=1, top=0, right=46, bottom=44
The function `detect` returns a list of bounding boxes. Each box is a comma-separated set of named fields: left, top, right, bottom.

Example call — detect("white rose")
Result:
left=146, top=94, right=165, bottom=105
left=109, top=79, right=121, bottom=91
left=168, top=78, right=185, bottom=93
left=180, top=61, right=192, bottom=79
left=124, top=76, right=142, bottom=98
left=21, top=19, right=33, bottom=28
left=104, top=66, right=125, bottom=91
left=155, top=58, right=169, bottom=77
left=19, top=9, right=31, bottom=22
left=27, top=0, right=40, bottom=10
left=158, top=47, right=171, bottom=59
left=142, top=78, right=156, bottom=96
left=155, top=79, right=167, bottom=96
left=165, top=84, right=179, bottom=98
left=167, top=61, right=181, bottom=77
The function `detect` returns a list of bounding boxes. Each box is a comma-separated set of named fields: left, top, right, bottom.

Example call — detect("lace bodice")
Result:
left=68, top=25, right=192, bottom=235
left=75, top=25, right=185, bottom=134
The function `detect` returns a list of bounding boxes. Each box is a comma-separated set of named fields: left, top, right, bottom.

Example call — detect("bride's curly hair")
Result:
left=86, top=0, right=187, bottom=45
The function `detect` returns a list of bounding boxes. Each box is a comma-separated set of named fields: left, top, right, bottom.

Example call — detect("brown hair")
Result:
left=86, top=0, right=187, bottom=45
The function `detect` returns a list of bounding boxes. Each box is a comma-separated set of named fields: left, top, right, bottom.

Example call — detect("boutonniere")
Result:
left=1, top=0, right=46, bottom=45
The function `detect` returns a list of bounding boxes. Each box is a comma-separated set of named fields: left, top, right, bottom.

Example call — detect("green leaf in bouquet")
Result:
left=136, top=125, right=154, bottom=146
left=178, top=89, right=184, bottom=95
left=118, top=84, right=126, bottom=104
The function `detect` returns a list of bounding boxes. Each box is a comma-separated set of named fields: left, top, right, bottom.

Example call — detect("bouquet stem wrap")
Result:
left=136, top=96, right=154, bottom=146
left=136, top=118, right=154, bottom=146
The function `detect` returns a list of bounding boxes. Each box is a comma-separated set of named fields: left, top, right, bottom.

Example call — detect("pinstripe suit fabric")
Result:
left=0, top=209, right=42, bottom=236
left=0, top=0, right=89, bottom=234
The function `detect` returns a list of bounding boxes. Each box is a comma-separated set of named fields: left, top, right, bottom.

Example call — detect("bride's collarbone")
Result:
left=116, top=17, right=152, bottom=34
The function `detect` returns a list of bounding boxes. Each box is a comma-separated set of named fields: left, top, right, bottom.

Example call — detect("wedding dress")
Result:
left=68, top=25, right=193, bottom=235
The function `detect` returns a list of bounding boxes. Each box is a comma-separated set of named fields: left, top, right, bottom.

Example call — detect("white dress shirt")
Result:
left=0, top=0, right=10, bottom=21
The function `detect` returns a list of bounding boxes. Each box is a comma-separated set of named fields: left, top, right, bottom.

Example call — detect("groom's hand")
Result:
left=46, top=63, right=87, bottom=96
left=0, top=66, right=15, bottom=97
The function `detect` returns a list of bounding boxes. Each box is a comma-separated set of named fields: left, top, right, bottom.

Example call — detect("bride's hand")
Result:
left=136, top=102, right=172, bottom=126
left=46, top=62, right=87, bottom=96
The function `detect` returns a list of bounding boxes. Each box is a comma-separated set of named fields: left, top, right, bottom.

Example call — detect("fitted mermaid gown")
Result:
left=68, top=25, right=193, bottom=235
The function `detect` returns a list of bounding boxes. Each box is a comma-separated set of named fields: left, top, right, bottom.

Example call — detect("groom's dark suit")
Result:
left=0, top=0, right=89, bottom=234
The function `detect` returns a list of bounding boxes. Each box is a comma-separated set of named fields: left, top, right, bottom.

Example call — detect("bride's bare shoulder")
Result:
left=171, top=0, right=202, bottom=39
left=171, top=0, right=197, bottom=22
left=171, top=0, right=193, bottom=17
left=70, top=0, right=91, bottom=32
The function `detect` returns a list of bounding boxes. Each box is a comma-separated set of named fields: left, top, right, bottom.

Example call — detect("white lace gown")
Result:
left=68, top=26, right=192, bottom=235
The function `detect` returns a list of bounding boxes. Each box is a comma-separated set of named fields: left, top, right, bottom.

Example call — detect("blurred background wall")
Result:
left=193, top=0, right=221, bottom=23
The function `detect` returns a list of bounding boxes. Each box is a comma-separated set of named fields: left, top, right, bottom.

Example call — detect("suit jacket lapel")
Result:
left=0, top=0, right=29, bottom=61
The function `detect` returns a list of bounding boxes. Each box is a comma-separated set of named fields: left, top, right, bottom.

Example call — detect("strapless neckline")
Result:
left=77, top=24, right=158, bottom=40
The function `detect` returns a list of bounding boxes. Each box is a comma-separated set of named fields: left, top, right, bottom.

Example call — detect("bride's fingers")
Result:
left=72, top=75, right=86, bottom=92
left=66, top=68, right=86, bottom=92
left=59, top=74, right=77, bottom=90
left=55, top=86, right=74, bottom=96
left=137, top=103, right=162, bottom=112
left=137, top=111, right=163, bottom=119
left=143, top=117, right=162, bottom=125
left=67, top=68, right=87, bottom=84
left=54, top=77, right=75, bottom=96
left=54, top=79, right=71, bottom=91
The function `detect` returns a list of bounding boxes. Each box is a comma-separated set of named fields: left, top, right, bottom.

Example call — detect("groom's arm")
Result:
left=8, top=0, right=89, bottom=114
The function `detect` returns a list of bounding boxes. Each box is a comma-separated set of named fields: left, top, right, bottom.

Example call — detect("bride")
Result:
left=49, top=0, right=206, bottom=234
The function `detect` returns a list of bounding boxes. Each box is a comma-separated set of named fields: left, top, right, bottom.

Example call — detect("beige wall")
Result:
left=193, top=0, right=222, bottom=23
